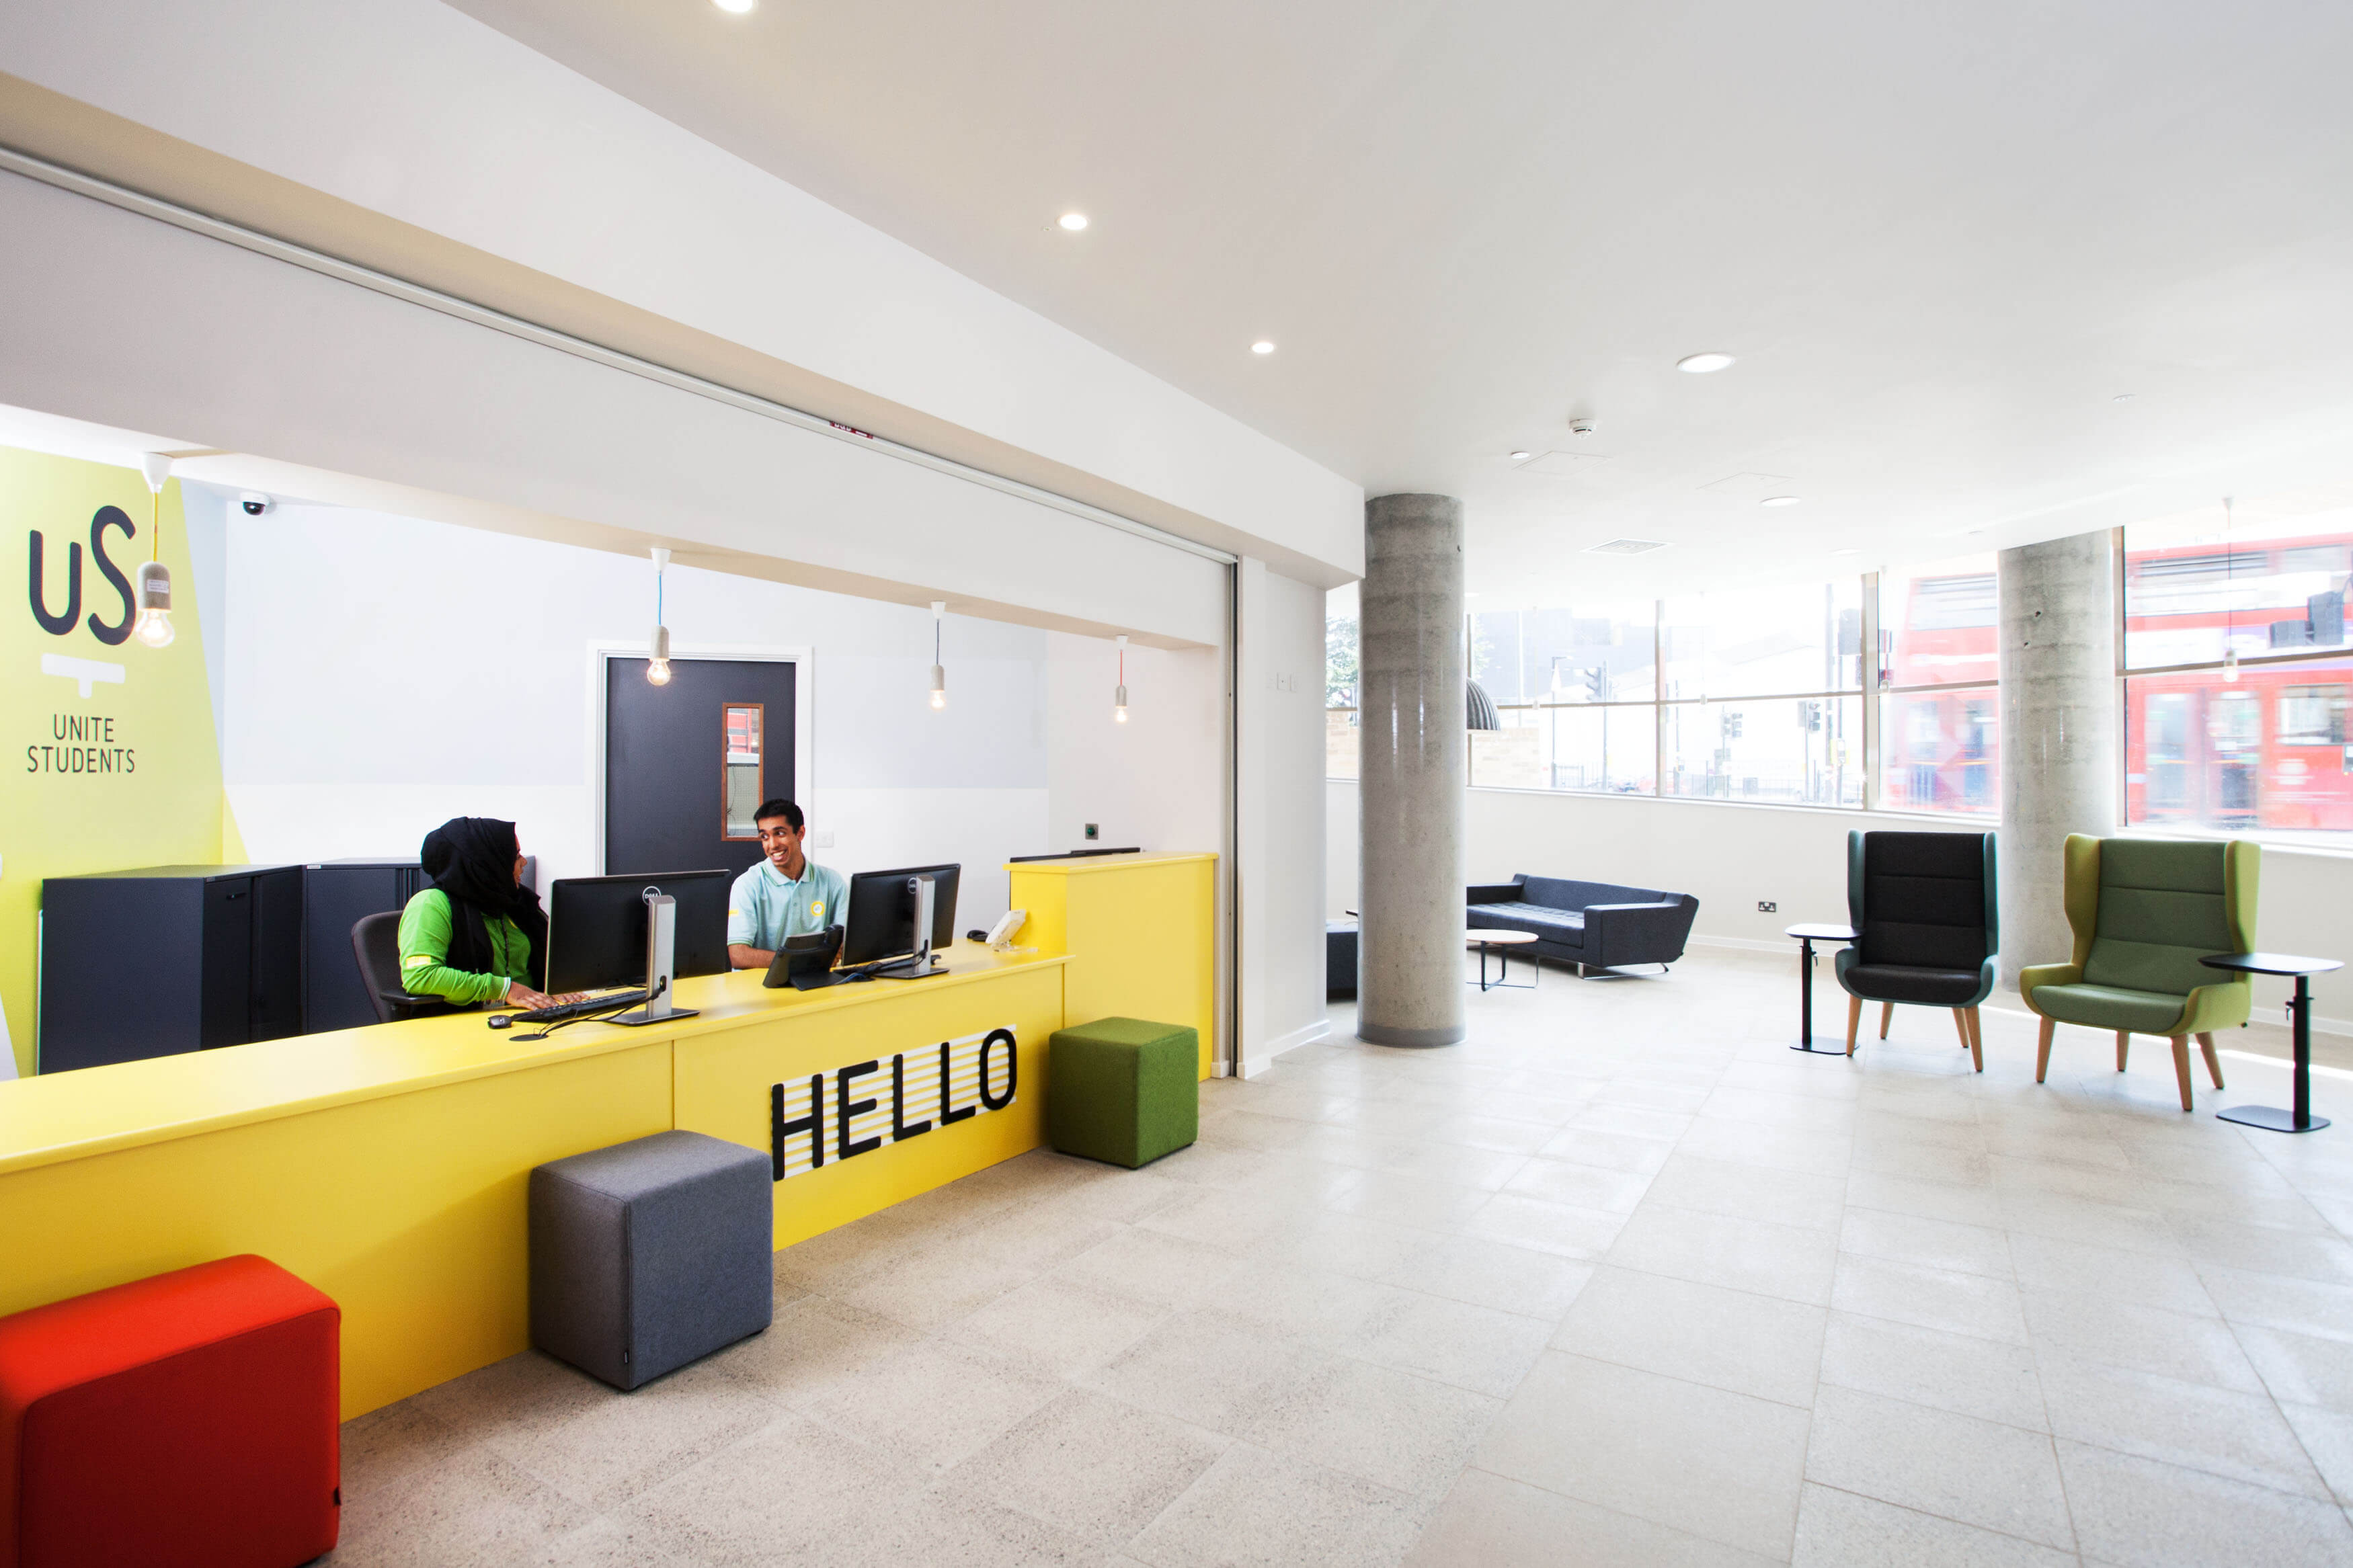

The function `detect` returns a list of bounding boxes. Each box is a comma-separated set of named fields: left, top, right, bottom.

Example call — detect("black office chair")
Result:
left=350, top=911, right=454, bottom=1024
left=1833, top=830, right=1997, bottom=1070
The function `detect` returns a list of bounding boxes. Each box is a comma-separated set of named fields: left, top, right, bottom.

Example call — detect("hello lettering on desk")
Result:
left=769, top=1026, right=1017, bottom=1180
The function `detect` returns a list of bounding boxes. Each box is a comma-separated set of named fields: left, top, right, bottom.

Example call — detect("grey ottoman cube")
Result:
left=528, top=1130, right=773, bottom=1390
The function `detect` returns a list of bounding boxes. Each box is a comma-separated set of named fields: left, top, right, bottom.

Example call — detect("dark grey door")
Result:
left=606, top=657, right=797, bottom=878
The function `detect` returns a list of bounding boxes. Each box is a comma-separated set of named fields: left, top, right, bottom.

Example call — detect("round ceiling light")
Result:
left=1058, top=212, right=1088, bottom=231
left=1676, top=352, right=1735, bottom=374
left=712, top=0, right=756, bottom=13
left=1833, top=548, right=1860, bottom=556
left=1250, top=340, right=1276, bottom=356
left=1760, top=495, right=1800, bottom=507
left=1509, top=451, right=1531, bottom=462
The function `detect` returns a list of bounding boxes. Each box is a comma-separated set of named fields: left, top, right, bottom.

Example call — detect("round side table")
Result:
left=1784, top=924, right=1859, bottom=1056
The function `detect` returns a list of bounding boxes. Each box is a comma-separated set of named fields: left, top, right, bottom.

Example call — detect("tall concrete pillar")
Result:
left=1997, top=529, right=2118, bottom=986
left=1359, top=494, right=1466, bottom=1047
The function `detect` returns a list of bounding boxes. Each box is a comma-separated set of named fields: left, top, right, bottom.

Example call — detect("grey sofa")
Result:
left=1467, top=875, right=1699, bottom=976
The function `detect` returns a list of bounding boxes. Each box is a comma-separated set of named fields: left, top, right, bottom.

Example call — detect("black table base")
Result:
left=1790, top=933, right=1847, bottom=1055
left=2218, top=1104, right=2331, bottom=1134
left=2200, top=959, right=2338, bottom=1136
left=1469, top=942, right=1536, bottom=993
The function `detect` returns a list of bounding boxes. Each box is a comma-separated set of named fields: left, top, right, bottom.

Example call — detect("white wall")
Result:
left=0, top=0, right=1362, bottom=577
left=1326, top=779, right=2353, bottom=1035
left=1238, top=563, right=1331, bottom=1073
left=215, top=497, right=1228, bottom=927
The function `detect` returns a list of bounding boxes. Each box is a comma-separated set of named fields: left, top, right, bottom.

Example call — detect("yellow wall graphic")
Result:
left=1, top=446, right=226, bottom=1076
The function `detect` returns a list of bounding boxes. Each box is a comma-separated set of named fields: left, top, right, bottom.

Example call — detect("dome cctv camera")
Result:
left=239, top=492, right=273, bottom=516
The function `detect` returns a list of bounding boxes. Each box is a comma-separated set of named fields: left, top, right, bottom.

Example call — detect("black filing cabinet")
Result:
left=301, top=858, right=425, bottom=1034
left=39, top=864, right=305, bottom=1072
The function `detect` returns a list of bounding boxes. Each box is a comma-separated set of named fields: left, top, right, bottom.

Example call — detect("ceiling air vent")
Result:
left=1585, top=538, right=1669, bottom=556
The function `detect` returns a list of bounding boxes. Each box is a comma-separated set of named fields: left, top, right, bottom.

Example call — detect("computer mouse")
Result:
left=487, top=1013, right=512, bottom=1029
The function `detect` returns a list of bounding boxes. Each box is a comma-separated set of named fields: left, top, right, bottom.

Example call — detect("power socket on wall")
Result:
left=1757, top=901, right=1776, bottom=913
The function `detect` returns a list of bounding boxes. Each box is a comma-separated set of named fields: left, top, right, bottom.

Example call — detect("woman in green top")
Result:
left=396, top=817, right=580, bottom=1011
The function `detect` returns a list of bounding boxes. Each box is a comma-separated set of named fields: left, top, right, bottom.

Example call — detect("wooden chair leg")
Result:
left=2036, top=1016, right=2055, bottom=1083
left=1879, top=1001, right=1894, bottom=1040
left=1846, top=993, right=1862, bottom=1057
left=2116, top=1031, right=2130, bottom=1072
left=2198, top=1031, right=2225, bottom=1090
left=1966, top=1006, right=1984, bottom=1074
left=1952, top=1008, right=1971, bottom=1051
left=2169, top=1036, right=2194, bottom=1112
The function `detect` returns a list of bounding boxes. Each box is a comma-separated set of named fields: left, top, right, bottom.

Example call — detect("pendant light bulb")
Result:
left=928, top=602, right=948, bottom=711
left=132, top=453, right=175, bottom=649
left=1113, top=634, right=1129, bottom=723
left=2223, top=648, right=2239, bottom=684
left=645, top=547, right=673, bottom=685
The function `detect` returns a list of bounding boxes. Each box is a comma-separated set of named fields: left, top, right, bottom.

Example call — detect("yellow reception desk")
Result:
left=1010, top=852, right=1218, bottom=1079
left=0, top=851, right=1213, bottom=1419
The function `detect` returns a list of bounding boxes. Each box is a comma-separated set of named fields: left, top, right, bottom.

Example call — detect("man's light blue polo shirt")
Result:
left=727, top=858, right=850, bottom=950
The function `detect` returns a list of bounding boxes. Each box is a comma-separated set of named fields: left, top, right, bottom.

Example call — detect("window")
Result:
left=2124, top=488, right=2353, bottom=838
left=1878, top=553, right=1999, bottom=815
left=1326, top=606, right=1359, bottom=780
left=722, top=704, right=764, bottom=838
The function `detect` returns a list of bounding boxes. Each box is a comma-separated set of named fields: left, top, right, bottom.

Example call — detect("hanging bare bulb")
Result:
left=1113, top=634, right=1129, bottom=723
left=647, top=624, right=673, bottom=686
left=132, top=453, right=175, bottom=647
left=928, top=602, right=948, bottom=710
left=2223, top=648, right=2239, bottom=684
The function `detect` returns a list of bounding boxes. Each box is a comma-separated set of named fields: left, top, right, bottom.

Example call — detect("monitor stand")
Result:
left=609, top=891, right=701, bottom=1026
left=865, top=874, right=947, bottom=979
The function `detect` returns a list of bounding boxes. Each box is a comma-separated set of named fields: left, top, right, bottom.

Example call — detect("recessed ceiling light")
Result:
left=1509, top=451, right=1531, bottom=462
left=1058, top=212, right=1088, bottom=232
left=1833, top=548, right=1859, bottom=556
left=2112, top=392, right=2135, bottom=402
left=1676, top=352, right=1735, bottom=374
left=1250, top=341, right=1276, bottom=356
left=712, top=0, right=756, bottom=13
left=1760, top=495, right=1800, bottom=507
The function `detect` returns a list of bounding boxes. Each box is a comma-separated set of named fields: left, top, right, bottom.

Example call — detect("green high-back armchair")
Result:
left=2022, top=834, right=2258, bottom=1111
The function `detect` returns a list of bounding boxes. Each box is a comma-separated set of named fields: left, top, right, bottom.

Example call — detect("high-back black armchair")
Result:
left=1833, top=830, right=1998, bottom=1069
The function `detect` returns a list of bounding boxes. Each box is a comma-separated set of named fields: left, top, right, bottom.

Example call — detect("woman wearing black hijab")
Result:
left=394, top=817, right=579, bottom=1010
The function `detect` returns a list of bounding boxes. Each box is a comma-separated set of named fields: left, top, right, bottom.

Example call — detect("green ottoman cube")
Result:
left=1048, top=1017, right=1199, bottom=1169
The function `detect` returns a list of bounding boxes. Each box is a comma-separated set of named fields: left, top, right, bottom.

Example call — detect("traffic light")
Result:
left=1583, top=666, right=1607, bottom=702
left=1800, top=699, right=1823, bottom=732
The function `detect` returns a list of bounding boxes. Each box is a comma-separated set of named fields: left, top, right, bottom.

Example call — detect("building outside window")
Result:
left=1878, top=553, right=1999, bottom=815
left=2122, top=490, right=2353, bottom=840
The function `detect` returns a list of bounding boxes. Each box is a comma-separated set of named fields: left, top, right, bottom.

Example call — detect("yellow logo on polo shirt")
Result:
left=810, top=900, right=826, bottom=920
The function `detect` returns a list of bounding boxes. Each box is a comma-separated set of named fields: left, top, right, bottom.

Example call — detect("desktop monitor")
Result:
left=545, top=870, right=730, bottom=993
left=840, top=864, right=960, bottom=968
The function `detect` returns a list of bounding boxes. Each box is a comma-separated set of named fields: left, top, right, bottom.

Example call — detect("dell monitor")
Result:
left=545, top=870, right=730, bottom=994
left=840, top=863, right=960, bottom=975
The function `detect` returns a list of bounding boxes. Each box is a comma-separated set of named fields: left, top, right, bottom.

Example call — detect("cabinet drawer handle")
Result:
left=224, top=891, right=247, bottom=899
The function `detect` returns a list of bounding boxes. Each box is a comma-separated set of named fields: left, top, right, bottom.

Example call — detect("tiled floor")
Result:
left=327, top=948, right=2353, bottom=1566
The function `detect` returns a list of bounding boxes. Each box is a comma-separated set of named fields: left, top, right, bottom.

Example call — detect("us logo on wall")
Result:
left=770, top=1026, right=1016, bottom=1180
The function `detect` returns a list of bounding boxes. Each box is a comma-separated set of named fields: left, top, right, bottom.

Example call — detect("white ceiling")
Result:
left=448, top=0, right=2353, bottom=600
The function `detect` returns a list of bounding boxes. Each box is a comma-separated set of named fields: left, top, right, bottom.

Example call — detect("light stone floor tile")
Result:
left=1831, top=1255, right=2031, bottom=1344
left=1241, top=1353, right=1502, bottom=1497
left=2057, top=1438, right=2353, bottom=1568
left=1501, top=1154, right=1659, bottom=1214
left=1374, top=1233, right=1595, bottom=1319
left=1552, top=1265, right=1827, bottom=1408
left=944, top=1388, right=1227, bottom=1542
left=2238, top=1323, right=2353, bottom=1413
left=1842, top=1167, right=2007, bottom=1227
left=1675, top=1115, right=1856, bottom=1178
left=2200, top=1265, right=2353, bottom=1342
left=1406, top=1467, right=1780, bottom=1567
left=1533, top=1124, right=1680, bottom=1175
left=793, top=1338, right=1064, bottom=1475
left=1790, top=1483, right=2080, bottom=1568
left=1462, top=1190, right=1629, bottom=1259
left=1610, top=1203, right=1844, bottom=1306
left=1839, top=1207, right=2016, bottom=1280
left=1125, top=1444, right=1428, bottom=1568
left=2169, top=1213, right=2353, bottom=1284
left=1211, top=1260, right=1398, bottom=1347
left=2280, top=1401, right=2353, bottom=1505
left=2007, top=1231, right=2219, bottom=1318
left=1803, top=1385, right=2075, bottom=1551
left=848, top=1479, right=1110, bottom=1567
left=1323, top=1166, right=1497, bottom=1229
left=331, top=1439, right=599, bottom=1568
left=1086, top=1308, right=1326, bottom=1432
left=2034, top=1352, right=2328, bottom=1499
left=1644, top=1151, right=1851, bottom=1232
left=2020, top=1288, right=2264, bottom=1393
left=1819, top=1311, right=2049, bottom=1430
left=953, top=1274, right=1170, bottom=1381
left=1336, top=1286, right=1556, bottom=1397
left=1474, top=1352, right=1812, bottom=1559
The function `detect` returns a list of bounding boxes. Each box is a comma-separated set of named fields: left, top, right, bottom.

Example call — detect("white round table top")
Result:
left=1466, top=930, right=1540, bottom=946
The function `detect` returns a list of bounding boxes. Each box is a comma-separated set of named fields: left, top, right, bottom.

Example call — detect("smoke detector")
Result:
left=1568, top=418, right=1598, bottom=437
left=1585, top=538, right=1669, bottom=556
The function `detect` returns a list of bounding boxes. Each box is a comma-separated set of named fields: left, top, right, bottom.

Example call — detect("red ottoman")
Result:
left=0, top=1255, right=340, bottom=1568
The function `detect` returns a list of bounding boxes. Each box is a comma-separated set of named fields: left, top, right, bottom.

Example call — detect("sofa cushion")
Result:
left=1842, top=963, right=1983, bottom=1007
left=2028, top=981, right=2190, bottom=1035
left=1470, top=903, right=1585, bottom=948
left=1519, top=876, right=1662, bottom=912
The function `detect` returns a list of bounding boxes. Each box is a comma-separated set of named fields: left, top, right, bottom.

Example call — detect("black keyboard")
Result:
left=510, top=990, right=645, bottom=1025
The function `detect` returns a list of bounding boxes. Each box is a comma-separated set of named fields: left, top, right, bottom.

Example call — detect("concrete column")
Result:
left=1997, top=529, right=2118, bottom=986
left=1359, top=494, right=1466, bottom=1047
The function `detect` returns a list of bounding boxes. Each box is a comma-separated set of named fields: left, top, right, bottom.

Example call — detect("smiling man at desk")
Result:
left=726, top=798, right=850, bottom=970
